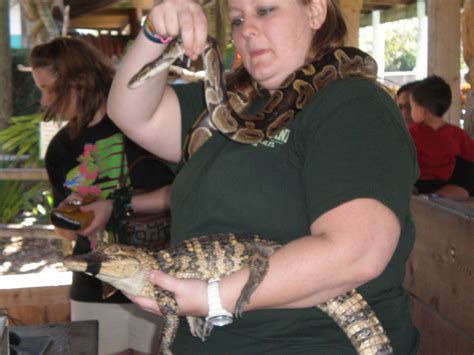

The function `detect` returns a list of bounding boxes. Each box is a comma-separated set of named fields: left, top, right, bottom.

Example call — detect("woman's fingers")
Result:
left=178, top=3, right=208, bottom=59
left=78, top=200, right=112, bottom=236
left=191, top=4, right=208, bottom=55
left=125, top=293, right=162, bottom=315
left=63, top=192, right=83, bottom=205
left=149, top=0, right=208, bottom=59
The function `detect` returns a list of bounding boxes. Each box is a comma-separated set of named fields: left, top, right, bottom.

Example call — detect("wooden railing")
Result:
left=405, top=196, right=474, bottom=354
left=0, top=223, right=58, bottom=240
left=0, top=168, right=48, bottom=181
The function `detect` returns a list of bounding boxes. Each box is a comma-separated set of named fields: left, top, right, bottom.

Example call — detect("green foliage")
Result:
left=0, top=180, right=52, bottom=223
left=384, top=19, right=418, bottom=72
left=0, top=113, right=52, bottom=223
left=0, top=113, right=43, bottom=167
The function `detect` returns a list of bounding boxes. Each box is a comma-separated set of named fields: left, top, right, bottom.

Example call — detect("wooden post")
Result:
left=427, top=0, right=462, bottom=125
left=415, top=0, right=428, bottom=79
left=339, top=0, right=363, bottom=47
left=0, top=0, right=12, bottom=131
left=462, top=0, right=474, bottom=136
left=131, top=0, right=153, bottom=9
left=372, top=10, right=384, bottom=78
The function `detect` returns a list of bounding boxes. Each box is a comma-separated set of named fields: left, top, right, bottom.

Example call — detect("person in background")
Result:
left=30, top=37, right=175, bottom=355
left=409, top=75, right=474, bottom=198
left=397, top=81, right=418, bottom=126
left=108, top=0, right=419, bottom=353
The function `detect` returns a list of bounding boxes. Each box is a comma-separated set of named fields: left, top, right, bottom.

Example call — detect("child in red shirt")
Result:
left=409, top=75, right=474, bottom=198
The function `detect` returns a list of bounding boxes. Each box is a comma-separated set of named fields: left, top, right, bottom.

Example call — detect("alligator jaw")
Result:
left=62, top=245, right=155, bottom=298
left=63, top=255, right=103, bottom=276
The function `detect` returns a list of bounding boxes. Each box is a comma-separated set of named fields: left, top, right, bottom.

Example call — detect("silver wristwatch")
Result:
left=205, top=279, right=233, bottom=326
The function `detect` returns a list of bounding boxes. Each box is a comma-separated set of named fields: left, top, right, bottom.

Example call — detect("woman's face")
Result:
left=228, top=0, right=319, bottom=91
left=32, top=66, right=76, bottom=120
left=32, top=66, right=56, bottom=107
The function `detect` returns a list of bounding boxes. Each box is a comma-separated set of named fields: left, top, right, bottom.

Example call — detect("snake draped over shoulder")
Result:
left=127, top=37, right=378, bottom=161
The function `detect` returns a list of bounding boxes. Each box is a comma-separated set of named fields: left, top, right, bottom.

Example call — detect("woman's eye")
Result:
left=231, top=16, right=244, bottom=27
left=257, top=7, right=274, bottom=16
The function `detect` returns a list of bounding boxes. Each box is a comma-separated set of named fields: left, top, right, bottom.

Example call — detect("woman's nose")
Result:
left=241, top=17, right=258, bottom=38
left=40, top=93, right=50, bottom=106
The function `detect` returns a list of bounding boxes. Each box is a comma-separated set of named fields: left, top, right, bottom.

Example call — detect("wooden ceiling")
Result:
left=362, top=0, right=415, bottom=13
left=66, top=0, right=418, bottom=31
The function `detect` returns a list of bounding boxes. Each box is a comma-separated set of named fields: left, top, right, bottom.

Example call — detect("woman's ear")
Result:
left=307, top=0, right=327, bottom=30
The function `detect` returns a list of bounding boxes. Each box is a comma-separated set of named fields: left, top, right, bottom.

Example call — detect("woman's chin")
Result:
left=252, top=74, right=284, bottom=92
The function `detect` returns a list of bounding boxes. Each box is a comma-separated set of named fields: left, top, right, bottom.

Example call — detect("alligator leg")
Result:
left=186, top=316, right=213, bottom=341
left=234, top=243, right=279, bottom=317
left=156, top=288, right=180, bottom=355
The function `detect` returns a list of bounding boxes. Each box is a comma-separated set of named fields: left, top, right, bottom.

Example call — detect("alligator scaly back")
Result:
left=63, top=233, right=393, bottom=355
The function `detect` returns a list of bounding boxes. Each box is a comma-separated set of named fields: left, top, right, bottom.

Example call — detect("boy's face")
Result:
left=397, top=91, right=412, bottom=124
left=409, top=95, right=425, bottom=124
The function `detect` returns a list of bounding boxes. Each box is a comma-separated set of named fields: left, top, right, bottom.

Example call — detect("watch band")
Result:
left=206, top=279, right=233, bottom=326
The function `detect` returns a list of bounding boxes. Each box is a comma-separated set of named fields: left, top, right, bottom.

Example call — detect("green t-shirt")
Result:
left=170, top=78, right=420, bottom=354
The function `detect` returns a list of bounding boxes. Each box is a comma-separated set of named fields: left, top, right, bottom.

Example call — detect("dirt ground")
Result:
left=0, top=236, right=67, bottom=275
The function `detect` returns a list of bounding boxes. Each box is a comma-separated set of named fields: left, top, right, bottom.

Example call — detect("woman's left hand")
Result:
left=126, top=270, right=209, bottom=317
left=79, top=199, right=113, bottom=236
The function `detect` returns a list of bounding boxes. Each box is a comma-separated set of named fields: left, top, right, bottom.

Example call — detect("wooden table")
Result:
left=11, top=320, right=98, bottom=355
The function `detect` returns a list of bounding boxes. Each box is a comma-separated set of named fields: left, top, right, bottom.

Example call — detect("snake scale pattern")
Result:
left=128, top=37, right=378, bottom=160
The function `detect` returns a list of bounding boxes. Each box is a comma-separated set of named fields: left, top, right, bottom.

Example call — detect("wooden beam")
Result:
left=0, top=169, right=48, bottom=181
left=0, top=224, right=58, bottom=240
left=70, top=13, right=130, bottom=30
left=65, top=0, right=118, bottom=19
left=361, top=3, right=417, bottom=26
left=363, top=0, right=414, bottom=6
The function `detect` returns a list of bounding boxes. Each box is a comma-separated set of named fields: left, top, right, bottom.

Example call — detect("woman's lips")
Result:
left=250, top=49, right=270, bottom=57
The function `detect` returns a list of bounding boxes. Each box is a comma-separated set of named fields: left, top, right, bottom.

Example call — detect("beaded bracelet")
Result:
left=143, top=15, right=173, bottom=44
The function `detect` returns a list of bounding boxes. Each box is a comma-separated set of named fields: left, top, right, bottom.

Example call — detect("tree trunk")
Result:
left=0, top=0, right=12, bottom=130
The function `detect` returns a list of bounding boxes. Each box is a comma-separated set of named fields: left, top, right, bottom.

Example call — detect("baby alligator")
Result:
left=63, top=233, right=393, bottom=355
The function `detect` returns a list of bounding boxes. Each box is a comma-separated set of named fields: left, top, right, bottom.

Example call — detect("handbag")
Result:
left=123, top=210, right=171, bottom=250
left=50, top=194, right=96, bottom=231
left=108, top=152, right=171, bottom=251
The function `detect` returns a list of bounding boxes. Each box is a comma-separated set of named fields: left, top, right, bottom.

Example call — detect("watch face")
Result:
left=210, top=315, right=233, bottom=327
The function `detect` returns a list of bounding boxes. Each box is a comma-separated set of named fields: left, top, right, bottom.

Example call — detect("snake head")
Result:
left=127, top=37, right=186, bottom=89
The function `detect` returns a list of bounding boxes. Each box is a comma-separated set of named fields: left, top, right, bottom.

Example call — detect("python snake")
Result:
left=128, top=37, right=378, bottom=160
left=128, top=38, right=393, bottom=355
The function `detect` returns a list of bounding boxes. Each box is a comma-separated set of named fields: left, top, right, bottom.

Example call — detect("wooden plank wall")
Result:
left=0, top=285, right=70, bottom=326
left=405, top=196, right=474, bottom=354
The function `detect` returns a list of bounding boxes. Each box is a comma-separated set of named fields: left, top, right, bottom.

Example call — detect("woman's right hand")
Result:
left=148, top=0, right=209, bottom=60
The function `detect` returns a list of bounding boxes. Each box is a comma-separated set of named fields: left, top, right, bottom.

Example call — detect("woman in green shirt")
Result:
left=108, top=0, right=419, bottom=353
